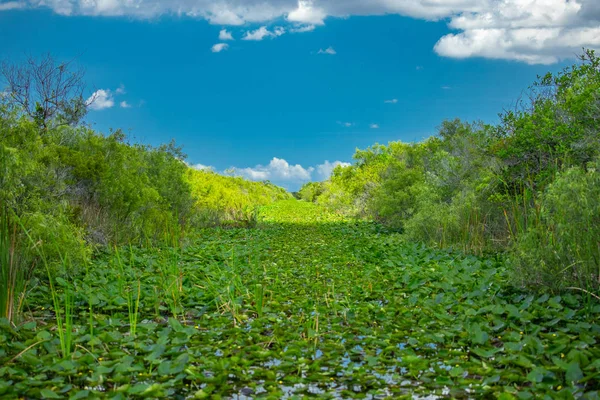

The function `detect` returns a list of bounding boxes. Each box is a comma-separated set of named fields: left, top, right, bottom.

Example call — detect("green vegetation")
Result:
left=0, top=201, right=599, bottom=398
left=0, top=56, right=290, bottom=324
left=1, top=52, right=599, bottom=398
left=186, top=169, right=289, bottom=227
left=301, top=50, right=600, bottom=294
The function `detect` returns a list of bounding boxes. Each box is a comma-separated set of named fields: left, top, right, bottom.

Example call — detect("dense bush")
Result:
left=301, top=49, right=600, bottom=292
left=297, top=181, right=324, bottom=203
left=0, top=86, right=288, bottom=292
left=186, top=169, right=290, bottom=226
left=512, top=161, right=600, bottom=291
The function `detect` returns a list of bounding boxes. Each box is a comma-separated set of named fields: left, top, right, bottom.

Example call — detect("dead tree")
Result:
left=1, top=54, right=89, bottom=130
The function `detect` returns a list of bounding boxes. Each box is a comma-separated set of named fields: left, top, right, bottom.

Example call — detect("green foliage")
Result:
left=368, top=142, right=426, bottom=230
left=494, top=49, right=600, bottom=194
left=297, top=181, right=324, bottom=202
left=305, top=49, right=600, bottom=291
left=186, top=169, right=290, bottom=226
left=0, top=206, right=29, bottom=324
left=310, top=145, right=389, bottom=215
left=0, top=88, right=288, bottom=324
left=512, top=161, right=600, bottom=291
left=1, top=201, right=599, bottom=398
left=0, top=108, right=287, bottom=253
left=2, top=51, right=600, bottom=397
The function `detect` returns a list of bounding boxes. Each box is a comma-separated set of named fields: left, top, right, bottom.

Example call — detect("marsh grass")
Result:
left=158, top=247, right=183, bottom=319
left=113, top=246, right=142, bottom=336
left=14, top=215, right=76, bottom=358
left=254, top=283, right=264, bottom=317
left=0, top=207, right=36, bottom=325
left=508, top=166, right=600, bottom=293
left=0, top=206, right=20, bottom=323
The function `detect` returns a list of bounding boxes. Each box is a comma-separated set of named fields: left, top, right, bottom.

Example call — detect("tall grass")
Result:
left=14, top=216, right=75, bottom=358
left=158, top=225, right=184, bottom=319
left=52, top=260, right=74, bottom=359
left=0, top=206, right=22, bottom=323
left=0, top=206, right=38, bottom=325
left=510, top=165, right=600, bottom=292
left=113, top=246, right=142, bottom=336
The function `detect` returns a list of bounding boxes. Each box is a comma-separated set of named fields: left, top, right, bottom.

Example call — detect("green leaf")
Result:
left=69, top=390, right=90, bottom=400
left=40, top=389, right=61, bottom=399
left=565, top=362, right=583, bottom=383
left=127, top=384, right=150, bottom=395
left=498, top=393, right=517, bottom=400
left=168, top=318, right=184, bottom=332
left=527, top=367, right=547, bottom=383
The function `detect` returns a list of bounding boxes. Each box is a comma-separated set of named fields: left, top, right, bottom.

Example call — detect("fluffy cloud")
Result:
left=211, top=43, right=229, bottom=52
left=243, top=26, right=285, bottom=41
left=0, top=2, right=24, bottom=11
left=9, top=0, right=600, bottom=64
left=87, top=85, right=132, bottom=110
left=370, top=123, right=379, bottom=129
left=236, top=157, right=313, bottom=182
left=316, top=160, right=351, bottom=179
left=384, top=98, right=398, bottom=104
left=433, top=0, right=600, bottom=64
left=287, top=0, right=326, bottom=25
left=225, top=157, right=351, bottom=185
left=87, top=89, right=114, bottom=110
left=219, top=29, right=234, bottom=40
left=317, top=46, right=336, bottom=55
left=192, top=163, right=215, bottom=171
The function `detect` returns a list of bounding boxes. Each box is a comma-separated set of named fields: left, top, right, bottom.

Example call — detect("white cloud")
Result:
left=229, top=157, right=351, bottom=185
left=87, top=84, right=132, bottom=110
left=243, top=26, right=270, bottom=41
left=384, top=99, right=398, bottom=104
left=202, top=8, right=244, bottom=25
left=211, top=43, right=229, bottom=52
left=87, top=89, right=114, bottom=111
left=316, top=160, right=351, bottom=179
left=432, top=0, right=600, bottom=64
left=242, top=26, right=285, bottom=41
left=370, top=123, right=379, bottom=129
left=0, top=1, right=24, bottom=11
left=287, top=0, right=326, bottom=25
left=236, top=157, right=314, bottom=182
left=290, top=24, right=315, bottom=33
left=317, top=46, right=336, bottom=55
left=14, top=0, right=600, bottom=64
left=192, top=163, right=215, bottom=172
left=441, top=85, right=452, bottom=90
left=219, top=29, right=234, bottom=40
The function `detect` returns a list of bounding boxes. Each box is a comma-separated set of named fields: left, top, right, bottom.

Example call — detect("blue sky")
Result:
left=1, top=0, right=599, bottom=190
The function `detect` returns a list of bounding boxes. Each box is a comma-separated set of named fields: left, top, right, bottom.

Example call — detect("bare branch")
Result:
left=0, top=53, right=88, bottom=131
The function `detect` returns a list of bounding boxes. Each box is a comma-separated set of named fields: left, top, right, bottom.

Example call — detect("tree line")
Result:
left=299, top=49, right=600, bottom=293
left=0, top=54, right=290, bottom=322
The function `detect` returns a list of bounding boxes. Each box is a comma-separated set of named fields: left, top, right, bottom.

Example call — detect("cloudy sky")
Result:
left=1, top=0, right=599, bottom=189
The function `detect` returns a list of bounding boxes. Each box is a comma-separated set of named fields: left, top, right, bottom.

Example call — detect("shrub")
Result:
left=511, top=161, right=600, bottom=291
